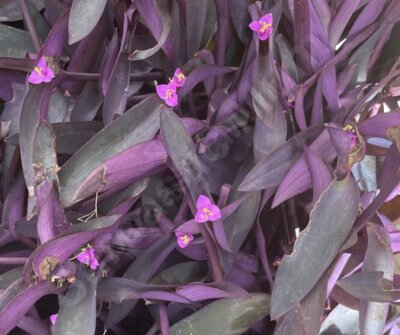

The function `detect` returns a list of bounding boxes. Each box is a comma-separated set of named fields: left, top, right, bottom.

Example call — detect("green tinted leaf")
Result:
left=58, top=96, right=161, bottom=207
left=271, top=175, right=360, bottom=319
left=68, top=0, right=107, bottom=44
left=0, top=24, right=35, bottom=57
left=359, top=223, right=393, bottom=335
left=0, top=0, right=44, bottom=22
left=170, top=293, right=270, bottom=335
left=53, top=270, right=97, bottom=335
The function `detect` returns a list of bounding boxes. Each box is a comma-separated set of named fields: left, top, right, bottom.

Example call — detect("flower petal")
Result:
left=259, top=29, right=273, bottom=41
left=28, top=72, right=43, bottom=84
left=156, top=84, right=169, bottom=99
left=196, top=195, right=212, bottom=209
left=259, top=13, right=273, bottom=25
left=89, top=257, right=99, bottom=270
left=209, top=204, right=222, bottom=221
left=76, top=249, right=89, bottom=264
left=249, top=21, right=261, bottom=32
left=50, top=314, right=58, bottom=325
left=165, top=93, right=178, bottom=107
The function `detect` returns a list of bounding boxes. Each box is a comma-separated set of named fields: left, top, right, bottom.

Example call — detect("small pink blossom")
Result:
left=156, top=82, right=178, bottom=107
left=76, top=245, right=99, bottom=270
left=175, top=231, right=194, bottom=248
left=50, top=314, right=57, bottom=325
left=28, top=56, right=55, bottom=84
left=170, top=68, right=186, bottom=87
left=249, top=13, right=273, bottom=41
left=194, top=195, right=221, bottom=223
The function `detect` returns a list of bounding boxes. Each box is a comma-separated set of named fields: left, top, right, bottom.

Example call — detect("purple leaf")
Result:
left=329, top=0, right=361, bottom=49
left=24, top=215, right=120, bottom=281
left=102, top=49, right=131, bottom=125
left=238, top=125, right=324, bottom=192
left=58, top=96, right=162, bottom=207
left=106, top=234, right=176, bottom=326
left=358, top=111, right=400, bottom=139
left=0, top=280, right=57, bottom=335
left=304, top=146, right=332, bottom=203
left=130, top=0, right=173, bottom=61
left=178, top=65, right=235, bottom=97
left=42, top=10, right=69, bottom=58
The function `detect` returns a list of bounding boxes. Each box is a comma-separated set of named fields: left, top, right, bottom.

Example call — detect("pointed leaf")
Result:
left=238, top=126, right=324, bottom=192
left=160, top=108, right=209, bottom=201
left=68, top=0, right=107, bottom=44
left=53, top=270, right=97, bottom=335
left=271, top=175, right=360, bottom=319
left=169, top=293, right=270, bottom=335
left=359, top=223, right=393, bottom=334
left=58, top=96, right=161, bottom=207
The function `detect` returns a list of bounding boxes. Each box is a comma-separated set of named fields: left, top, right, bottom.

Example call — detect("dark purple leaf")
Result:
left=24, top=215, right=120, bottom=281
left=70, top=82, right=103, bottom=121
left=102, top=50, right=131, bottom=125
left=106, top=234, right=176, bottom=326
left=238, top=125, right=324, bottom=192
left=58, top=96, right=161, bottom=207
left=0, top=280, right=57, bottom=335
left=130, top=0, right=173, bottom=61
left=178, top=65, right=235, bottom=97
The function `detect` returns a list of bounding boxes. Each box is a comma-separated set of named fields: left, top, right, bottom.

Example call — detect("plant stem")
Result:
left=18, top=0, right=41, bottom=53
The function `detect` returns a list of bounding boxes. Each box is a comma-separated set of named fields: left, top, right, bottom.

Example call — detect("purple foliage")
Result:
left=1, top=0, right=400, bottom=334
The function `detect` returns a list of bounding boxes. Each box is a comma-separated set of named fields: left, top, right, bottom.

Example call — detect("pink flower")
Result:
left=194, top=195, right=222, bottom=223
left=170, top=68, right=186, bottom=87
left=28, top=56, right=55, bottom=84
left=175, top=231, right=194, bottom=248
left=50, top=314, right=57, bottom=325
left=156, top=82, right=178, bottom=107
left=249, top=13, right=273, bottom=41
left=76, top=245, right=99, bottom=270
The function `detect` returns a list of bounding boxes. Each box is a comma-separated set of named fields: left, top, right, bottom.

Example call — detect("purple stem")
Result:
left=177, top=0, right=188, bottom=64
left=0, top=257, right=29, bottom=264
left=214, top=0, right=228, bottom=88
left=18, top=0, right=41, bottom=53
left=158, top=303, right=170, bottom=335
left=256, top=222, right=273, bottom=288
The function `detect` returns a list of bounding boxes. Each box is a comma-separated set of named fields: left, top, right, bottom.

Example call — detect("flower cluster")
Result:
left=156, top=68, right=186, bottom=107
left=175, top=195, right=221, bottom=249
